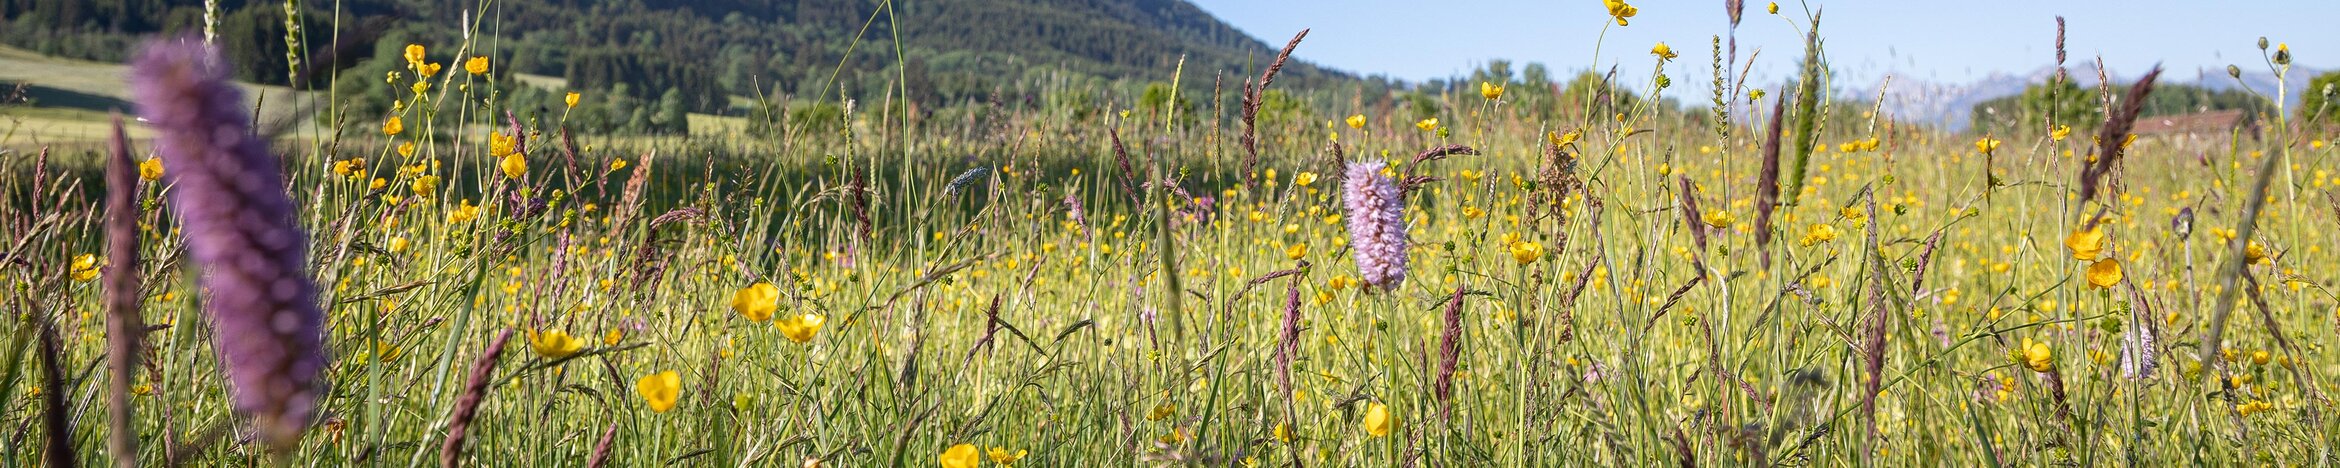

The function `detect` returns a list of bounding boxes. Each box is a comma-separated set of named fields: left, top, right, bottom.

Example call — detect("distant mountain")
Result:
left=1863, top=64, right=2324, bottom=132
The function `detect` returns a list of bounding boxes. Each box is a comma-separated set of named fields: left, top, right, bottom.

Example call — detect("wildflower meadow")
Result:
left=3, top=0, right=2339, bottom=466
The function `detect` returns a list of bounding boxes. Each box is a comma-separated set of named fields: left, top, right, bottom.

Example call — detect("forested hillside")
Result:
left=2, top=0, right=1353, bottom=122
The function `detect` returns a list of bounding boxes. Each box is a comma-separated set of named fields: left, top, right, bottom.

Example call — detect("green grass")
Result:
left=0, top=44, right=316, bottom=145
left=3, top=6, right=2339, bottom=468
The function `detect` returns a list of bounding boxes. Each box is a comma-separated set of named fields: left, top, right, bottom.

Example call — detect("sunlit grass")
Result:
left=2, top=1, right=2337, bottom=466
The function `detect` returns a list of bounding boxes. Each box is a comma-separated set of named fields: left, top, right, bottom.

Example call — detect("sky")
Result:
left=1188, top=0, right=2335, bottom=94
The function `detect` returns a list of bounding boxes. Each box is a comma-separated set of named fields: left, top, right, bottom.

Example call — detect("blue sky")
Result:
left=1189, top=0, right=2334, bottom=91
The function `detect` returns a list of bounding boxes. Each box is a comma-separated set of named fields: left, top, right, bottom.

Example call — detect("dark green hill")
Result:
left=2, top=0, right=1349, bottom=114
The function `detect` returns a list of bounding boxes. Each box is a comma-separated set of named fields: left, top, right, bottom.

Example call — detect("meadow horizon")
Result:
left=2, top=0, right=2338, bottom=466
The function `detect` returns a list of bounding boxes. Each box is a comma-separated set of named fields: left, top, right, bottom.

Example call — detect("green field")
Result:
left=5, top=5, right=2340, bottom=468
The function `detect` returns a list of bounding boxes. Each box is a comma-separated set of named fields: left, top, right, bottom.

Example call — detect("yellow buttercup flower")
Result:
left=531, top=329, right=584, bottom=359
left=403, top=44, right=425, bottom=66
left=489, top=132, right=517, bottom=158
left=939, top=444, right=980, bottom=468
left=635, top=371, right=680, bottom=413
left=464, top=55, right=489, bottom=75
left=2245, top=241, right=2269, bottom=264
left=1799, top=223, right=1838, bottom=246
left=1293, top=171, right=1317, bottom=186
left=448, top=199, right=480, bottom=223
left=387, top=237, right=409, bottom=253
left=565, top=92, right=581, bottom=109
left=69, top=254, right=100, bottom=282
left=500, top=153, right=528, bottom=180
left=418, top=62, right=442, bottom=77
left=137, top=158, right=163, bottom=181
left=397, top=141, right=416, bottom=157
left=410, top=175, right=439, bottom=196
left=1701, top=208, right=1735, bottom=229
left=1415, top=118, right=1438, bottom=131
left=1509, top=241, right=1544, bottom=265
left=1548, top=129, right=1582, bottom=148
left=731, top=283, right=780, bottom=322
left=1479, top=81, right=1504, bottom=100
left=1651, top=42, right=1677, bottom=61
left=2024, top=341, right=2055, bottom=372
left=1346, top=114, right=1365, bottom=129
left=603, top=329, right=624, bottom=346
left=986, top=447, right=1027, bottom=466
left=777, top=313, right=826, bottom=343
left=383, top=115, right=404, bottom=136
left=609, top=158, right=629, bottom=172
left=1974, top=137, right=2000, bottom=154
left=1285, top=243, right=1308, bottom=260
left=2064, top=226, right=2105, bottom=261
left=2086, top=258, right=2122, bottom=288
left=1767, top=2, right=1778, bottom=14
left=1363, top=402, right=1393, bottom=437
left=2050, top=125, right=2071, bottom=142
left=1602, top=0, right=1638, bottom=26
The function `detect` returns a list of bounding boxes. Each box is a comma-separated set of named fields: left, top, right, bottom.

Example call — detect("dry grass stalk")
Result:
left=1109, top=127, right=1139, bottom=204
left=1239, top=29, right=1309, bottom=191
left=2076, top=66, right=2162, bottom=214
left=38, top=311, right=76, bottom=467
left=1753, top=96, right=1788, bottom=268
left=440, top=328, right=515, bottom=467
left=1859, top=189, right=1887, bottom=448
left=104, top=116, right=146, bottom=468
left=585, top=422, right=618, bottom=468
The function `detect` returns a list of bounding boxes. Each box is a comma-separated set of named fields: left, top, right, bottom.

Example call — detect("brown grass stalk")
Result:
left=2077, top=66, right=2162, bottom=215
left=1434, top=286, right=1464, bottom=409
left=1677, top=175, right=1710, bottom=254
left=585, top=422, right=618, bottom=468
left=104, top=116, right=146, bottom=468
left=440, top=328, right=515, bottom=467
left=1109, top=127, right=1140, bottom=205
left=1239, top=29, right=1309, bottom=191
left=1753, top=95, right=1788, bottom=268
left=1858, top=189, right=1887, bottom=450
left=37, top=309, right=74, bottom=467
left=1398, top=144, right=1479, bottom=197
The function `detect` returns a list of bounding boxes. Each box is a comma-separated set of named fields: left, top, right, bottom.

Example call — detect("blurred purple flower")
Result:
left=1342, top=160, right=1408, bottom=289
left=127, top=38, right=326, bottom=449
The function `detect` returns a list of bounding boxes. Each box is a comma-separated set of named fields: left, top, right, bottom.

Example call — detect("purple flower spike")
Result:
left=1342, top=160, right=1408, bottom=289
left=127, top=38, right=327, bottom=450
